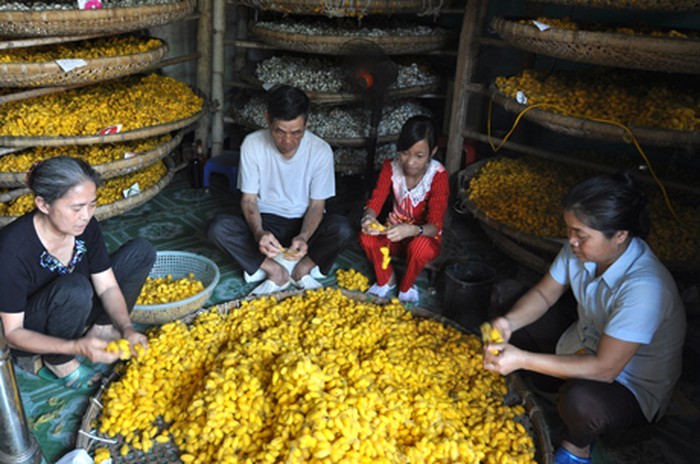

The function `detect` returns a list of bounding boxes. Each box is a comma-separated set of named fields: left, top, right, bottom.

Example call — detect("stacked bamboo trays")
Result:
left=489, top=88, right=700, bottom=149
left=456, top=159, right=700, bottom=275
left=236, top=0, right=452, bottom=17
left=0, top=39, right=170, bottom=87
left=0, top=158, right=175, bottom=228
left=76, top=289, right=554, bottom=464
left=491, top=17, right=700, bottom=75
left=0, top=131, right=184, bottom=188
left=250, top=23, right=450, bottom=55
left=530, top=0, right=700, bottom=11
left=0, top=0, right=196, bottom=37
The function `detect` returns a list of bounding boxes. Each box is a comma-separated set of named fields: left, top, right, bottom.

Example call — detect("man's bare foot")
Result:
left=86, top=324, right=121, bottom=342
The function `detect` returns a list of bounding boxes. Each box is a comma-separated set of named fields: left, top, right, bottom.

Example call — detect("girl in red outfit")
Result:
left=360, top=116, right=449, bottom=303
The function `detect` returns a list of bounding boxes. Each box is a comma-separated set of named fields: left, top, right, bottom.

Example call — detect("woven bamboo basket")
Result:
left=490, top=89, right=700, bottom=149
left=0, top=160, right=174, bottom=228
left=0, top=105, right=204, bottom=148
left=0, top=0, right=196, bottom=37
left=236, top=0, right=452, bottom=16
left=530, top=0, right=700, bottom=11
left=0, top=132, right=183, bottom=188
left=456, top=159, right=700, bottom=274
left=76, top=289, right=553, bottom=464
left=251, top=23, right=450, bottom=55
left=491, top=18, right=700, bottom=74
left=0, top=40, right=169, bottom=88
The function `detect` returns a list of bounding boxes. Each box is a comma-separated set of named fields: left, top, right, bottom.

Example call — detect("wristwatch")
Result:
left=418, top=225, right=424, bottom=236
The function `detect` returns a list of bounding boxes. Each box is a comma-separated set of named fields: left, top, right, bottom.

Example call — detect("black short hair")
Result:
left=27, top=156, right=102, bottom=205
left=267, top=85, right=310, bottom=123
left=562, top=171, right=650, bottom=239
left=396, top=115, right=437, bottom=153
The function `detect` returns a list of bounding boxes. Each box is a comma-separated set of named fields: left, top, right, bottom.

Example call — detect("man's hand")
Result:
left=285, top=237, right=308, bottom=261
left=257, top=231, right=284, bottom=258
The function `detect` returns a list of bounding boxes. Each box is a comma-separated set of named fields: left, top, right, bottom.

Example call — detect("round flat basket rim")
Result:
left=133, top=251, right=221, bottom=313
left=0, top=0, right=196, bottom=37
left=529, top=0, right=700, bottom=12
left=77, top=289, right=553, bottom=464
left=251, top=23, right=448, bottom=54
left=237, top=0, right=450, bottom=15
left=0, top=106, right=205, bottom=148
left=0, top=132, right=182, bottom=188
left=491, top=17, right=700, bottom=74
left=0, top=40, right=170, bottom=88
left=490, top=88, right=700, bottom=148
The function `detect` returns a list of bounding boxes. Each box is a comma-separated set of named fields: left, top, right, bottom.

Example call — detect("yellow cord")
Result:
left=486, top=96, right=683, bottom=224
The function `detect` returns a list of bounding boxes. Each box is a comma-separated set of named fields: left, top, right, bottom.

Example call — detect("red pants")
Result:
left=359, top=233, right=440, bottom=292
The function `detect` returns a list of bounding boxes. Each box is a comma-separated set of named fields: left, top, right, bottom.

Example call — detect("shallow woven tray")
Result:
left=76, top=290, right=553, bottom=464
left=131, top=251, right=220, bottom=325
left=0, top=0, right=196, bottom=38
left=0, top=39, right=169, bottom=88
left=0, top=160, right=174, bottom=228
left=530, top=0, right=700, bottom=11
left=0, top=105, right=204, bottom=148
left=492, top=17, right=700, bottom=74
left=0, top=131, right=183, bottom=188
left=456, top=159, right=700, bottom=274
left=490, top=89, right=700, bottom=149
left=251, top=23, right=449, bottom=55
left=236, top=0, right=452, bottom=16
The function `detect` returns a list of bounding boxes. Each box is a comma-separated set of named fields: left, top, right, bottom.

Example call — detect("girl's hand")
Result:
left=386, top=223, right=415, bottom=242
left=361, top=216, right=384, bottom=235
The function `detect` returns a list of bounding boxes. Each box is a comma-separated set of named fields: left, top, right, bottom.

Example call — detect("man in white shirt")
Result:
left=208, top=85, right=354, bottom=295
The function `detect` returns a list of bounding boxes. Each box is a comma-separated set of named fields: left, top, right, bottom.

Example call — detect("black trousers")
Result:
left=208, top=212, right=355, bottom=276
left=15, top=238, right=156, bottom=365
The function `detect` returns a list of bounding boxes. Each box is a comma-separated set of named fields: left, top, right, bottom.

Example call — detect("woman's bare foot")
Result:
left=85, top=324, right=121, bottom=342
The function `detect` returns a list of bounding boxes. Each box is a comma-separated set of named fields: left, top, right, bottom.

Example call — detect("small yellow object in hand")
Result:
left=93, top=447, right=111, bottom=464
left=106, top=338, right=133, bottom=360
left=369, top=222, right=386, bottom=232
left=380, top=246, right=391, bottom=270
left=480, top=322, right=504, bottom=355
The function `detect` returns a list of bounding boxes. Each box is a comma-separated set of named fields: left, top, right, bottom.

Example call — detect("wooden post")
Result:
left=195, top=0, right=213, bottom=152
left=210, top=0, right=226, bottom=157
left=444, top=0, right=490, bottom=175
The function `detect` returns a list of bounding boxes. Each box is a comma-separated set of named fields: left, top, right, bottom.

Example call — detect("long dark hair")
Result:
left=27, top=156, right=102, bottom=205
left=562, top=171, right=650, bottom=239
left=396, top=115, right=437, bottom=153
left=267, top=85, right=310, bottom=123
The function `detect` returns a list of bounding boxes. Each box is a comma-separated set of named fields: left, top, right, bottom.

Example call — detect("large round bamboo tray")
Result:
left=0, top=160, right=174, bottom=228
left=0, top=131, right=183, bottom=188
left=250, top=23, right=450, bottom=55
left=0, top=0, right=196, bottom=38
left=456, top=159, right=700, bottom=274
left=76, top=289, right=554, bottom=464
left=236, top=0, right=452, bottom=17
left=0, top=105, right=204, bottom=148
left=491, top=18, right=700, bottom=74
left=490, top=89, right=700, bottom=149
left=0, top=39, right=169, bottom=88
left=530, top=0, right=700, bottom=11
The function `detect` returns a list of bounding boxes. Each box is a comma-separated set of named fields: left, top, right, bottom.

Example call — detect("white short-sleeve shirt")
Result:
left=238, top=129, right=335, bottom=219
left=549, top=238, right=686, bottom=422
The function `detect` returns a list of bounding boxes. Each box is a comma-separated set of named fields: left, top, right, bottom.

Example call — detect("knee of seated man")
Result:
left=53, top=273, right=94, bottom=305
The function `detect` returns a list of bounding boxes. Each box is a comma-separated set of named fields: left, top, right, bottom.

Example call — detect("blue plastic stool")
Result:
left=203, top=150, right=239, bottom=192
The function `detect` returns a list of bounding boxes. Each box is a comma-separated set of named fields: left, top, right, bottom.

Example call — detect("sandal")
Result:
left=37, top=363, right=102, bottom=392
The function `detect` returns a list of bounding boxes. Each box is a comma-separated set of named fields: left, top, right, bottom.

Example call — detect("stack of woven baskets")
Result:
left=0, top=0, right=202, bottom=226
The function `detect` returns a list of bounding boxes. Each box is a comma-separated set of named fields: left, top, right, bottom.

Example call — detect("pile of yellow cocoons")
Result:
left=97, top=288, right=535, bottom=463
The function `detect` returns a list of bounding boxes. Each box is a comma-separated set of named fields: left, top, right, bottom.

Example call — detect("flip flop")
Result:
left=37, top=363, right=102, bottom=392
left=293, top=275, right=323, bottom=291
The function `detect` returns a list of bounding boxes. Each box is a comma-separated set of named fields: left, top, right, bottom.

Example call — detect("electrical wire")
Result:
left=486, top=96, right=684, bottom=224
